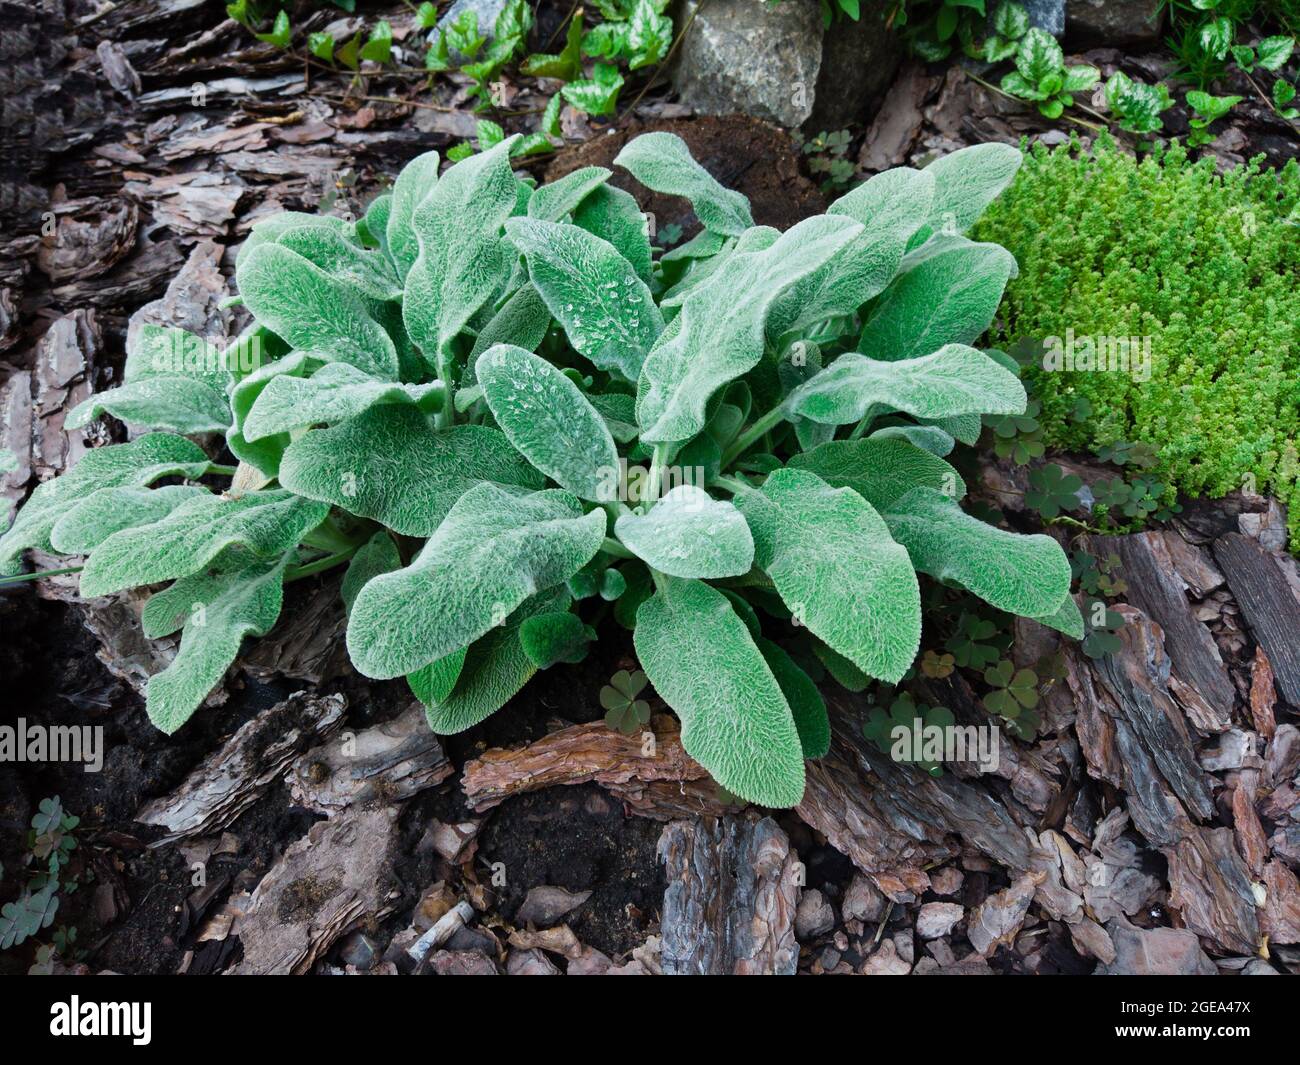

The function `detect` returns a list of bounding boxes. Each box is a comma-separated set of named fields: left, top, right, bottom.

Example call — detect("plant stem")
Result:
left=0, top=565, right=83, bottom=587
left=206, top=463, right=238, bottom=476
left=285, top=545, right=360, bottom=583
left=643, top=442, right=670, bottom=509
left=710, top=474, right=752, bottom=495
left=721, top=405, right=786, bottom=468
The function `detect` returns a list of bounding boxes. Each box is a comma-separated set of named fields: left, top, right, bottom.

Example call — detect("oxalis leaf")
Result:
left=505, top=216, right=663, bottom=382
left=278, top=405, right=544, bottom=536
left=786, top=344, right=1026, bottom=426
left=236, top=243, right=399, bottom=380
left=0, top=434, right=210, bottom=575
left=347, top=485, right=605, bottom=679
left=613, top=132, right=754, bottom=237
left=242, top=361, right=445, bottom=442
left=140, top=555, right=289, bottom=733
left=634, top=576, right=805, bottom=808
left=882, top=487, right=1071, bottom=618
left=734, top=468, right=921, bottom=684
left=614, top=484, right=754, bottom=578
left=403, top=136, right=520, bottom=371
left=477, top=343, right=618, bottom=501
left=636, top=215, right=863, bottom=444
left=79, top=490, right=330, bottom=598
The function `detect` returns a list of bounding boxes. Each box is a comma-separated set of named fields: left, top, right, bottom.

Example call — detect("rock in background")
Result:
left=670, top=0, right=900, bottom=130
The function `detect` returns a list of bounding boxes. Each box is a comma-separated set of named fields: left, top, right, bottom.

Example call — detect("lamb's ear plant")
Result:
left=0, top=133, right=1077, bottom=808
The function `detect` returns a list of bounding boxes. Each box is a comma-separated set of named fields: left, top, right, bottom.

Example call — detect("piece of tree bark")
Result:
left=461, top=715, right=728, bottom=820
left=1214, top=532, right=1300, bottom=705
left=658, top=815, right=801, bottom=975
left=1249, top=646, right=1277, bottom=740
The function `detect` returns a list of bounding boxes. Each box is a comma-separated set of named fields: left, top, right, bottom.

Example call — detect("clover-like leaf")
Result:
left=614, top=484, right=754, bottom=578
left=634, top=576, right=805, bottom=807
left=347, top=485, right=605, bottom=679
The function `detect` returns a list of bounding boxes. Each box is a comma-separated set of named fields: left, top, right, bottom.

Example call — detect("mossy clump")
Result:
left=974, top=135, right=1300, bottom=540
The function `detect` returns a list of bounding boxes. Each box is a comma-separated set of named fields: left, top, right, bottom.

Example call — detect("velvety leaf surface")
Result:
left=278, top=406, right=544, bottom=536
left=911, top=142, right=1022, bottom=247
left=80, top=489, right=329, bottom=598
left=506, top=217, right=662, bottom=381
left=225, top=351, right=314, bottom=479
left=636, top=215, right=863, bottom=444
left=386, top=150, right=440, bottom=279
left=735, top=468, right=921, bottom=684
left=347, top=486, right=605, bottom=678
left=614, top=485, right=754, bottom=578
left=49, top=485, right=209, bottom=554
left=757, top=637, right=830, bottom=759
left=613, top=132, right=754, bottom=237
left=526, top=166, right=610, bottom=222
left=883, top=487, right=1071, bottom=617
left=477, top=343, right=618, bottom=500
left=787, top=436, right=966, bottom=509
left=340, top=531, right=402, bottom=615
left=0, top=435, right=210, bottom=574
left=275, top=225, right=403, bottom=302
left=787, top=344, right=1026, bottom=426
left=237, top=243, right=399, bottom=379
left=634, top=576, right=804, bottom=807
left=518, top=610, right=593, bottom=667
left=66, top=376, right=231, bottom=435
left=140, top=556, right=288, bottom=734
left=572, top=184, right=653, bottom=284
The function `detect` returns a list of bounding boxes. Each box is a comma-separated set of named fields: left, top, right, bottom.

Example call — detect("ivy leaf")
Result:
left=255, top=9, right=291, bottom=48
left=883, top=487, right=1072, bottom=618
left=347, top=486, right=605, bottom=678
left=637, top=215, right=862, bottom=444
left=237, top=243, right=399, bottom=379
left=858, top=237, right=1017, bottom=361
left=79, top=490, right=329, bottom=598
left=243, top=362, right=444, bottom=442
left=0, top=434, right=210, bottom=575
left=613, top=131, right=755, bottom=237
left=505, top=217, right=663, bottom=381
left=735, top=468, right=921, bottom=684
left=521, top=11, right=584, bottom=79
left=140, top=556, right=289, bottom=733
left=359, top=19, right=392, bottom=64
left=634, top=576, right=805, bottom=807
left=279, top=406, right=543, bottom=535
left=1258, top=35, right=1296, bottom=71
left=1015, top=28, right=1064, bottom=83
left=477, top=343, right=619, bottom=501
left=787, top=344, right=1026, bottom=426
left=787, top=436, right=966, bottom=510
left=614, top=485, right=754, bottom=578
left=560, top=62, right=624, bottom=115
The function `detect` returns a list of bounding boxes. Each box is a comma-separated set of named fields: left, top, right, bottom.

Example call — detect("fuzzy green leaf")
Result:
left=911, top=143, right=1022, bottom=247
left=140, top=556, right=288, bottom=733
left=787, top=344, right=1026, bottom=426
left=386, top=150, right=441, bottom=279
left=340, top=531, right=402, bottom=615
left=505, top=217, right=662, bottom=381
left=66, top=376, right=231, bottom=435
left=347, top=486, right=605, bottom=678
left=787, top=436, right=966, bottom=509
left=49, top=485, right=209, bottom=555
left=243, top=362, right=444, bottom=442
left=0, top=434, right=210, bottom=574
left=477, top=343, right=619, bottom=500
left=572, top=184, right=653, bottom=284
left=614, top=485, right=754, bottom=578
left=613, top=132, right=754, bottom=237
left=273, top=225, right=403, bottom=301
left=279, top=405, right=544, bottom=536
left=636, top=215, right=863, bottom=444
left=757, top=637, right=830, bottom=759
left=526, top=166, right=610, bottom=222
left=80, top=490, right=330, bottom=598
left=883, top=487, right=1071, bottom=617
left=634, top=576, right=805, bottom=807
left=519, top=610, right=593, bottom=667
left=735, top=468, right=921, bottom=684
left=858, top=238, right=1017, bottom=361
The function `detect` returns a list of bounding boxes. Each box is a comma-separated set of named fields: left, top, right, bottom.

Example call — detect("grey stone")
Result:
left=916, top=902, right=964, bottom=940
left=1022, top=0, right=1065, bottom=36
left=794, top=889, right=836, bottom=940
left=671, top=0, right=899, bottom=130
left=1067, top=0, right=1164, bottom=47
